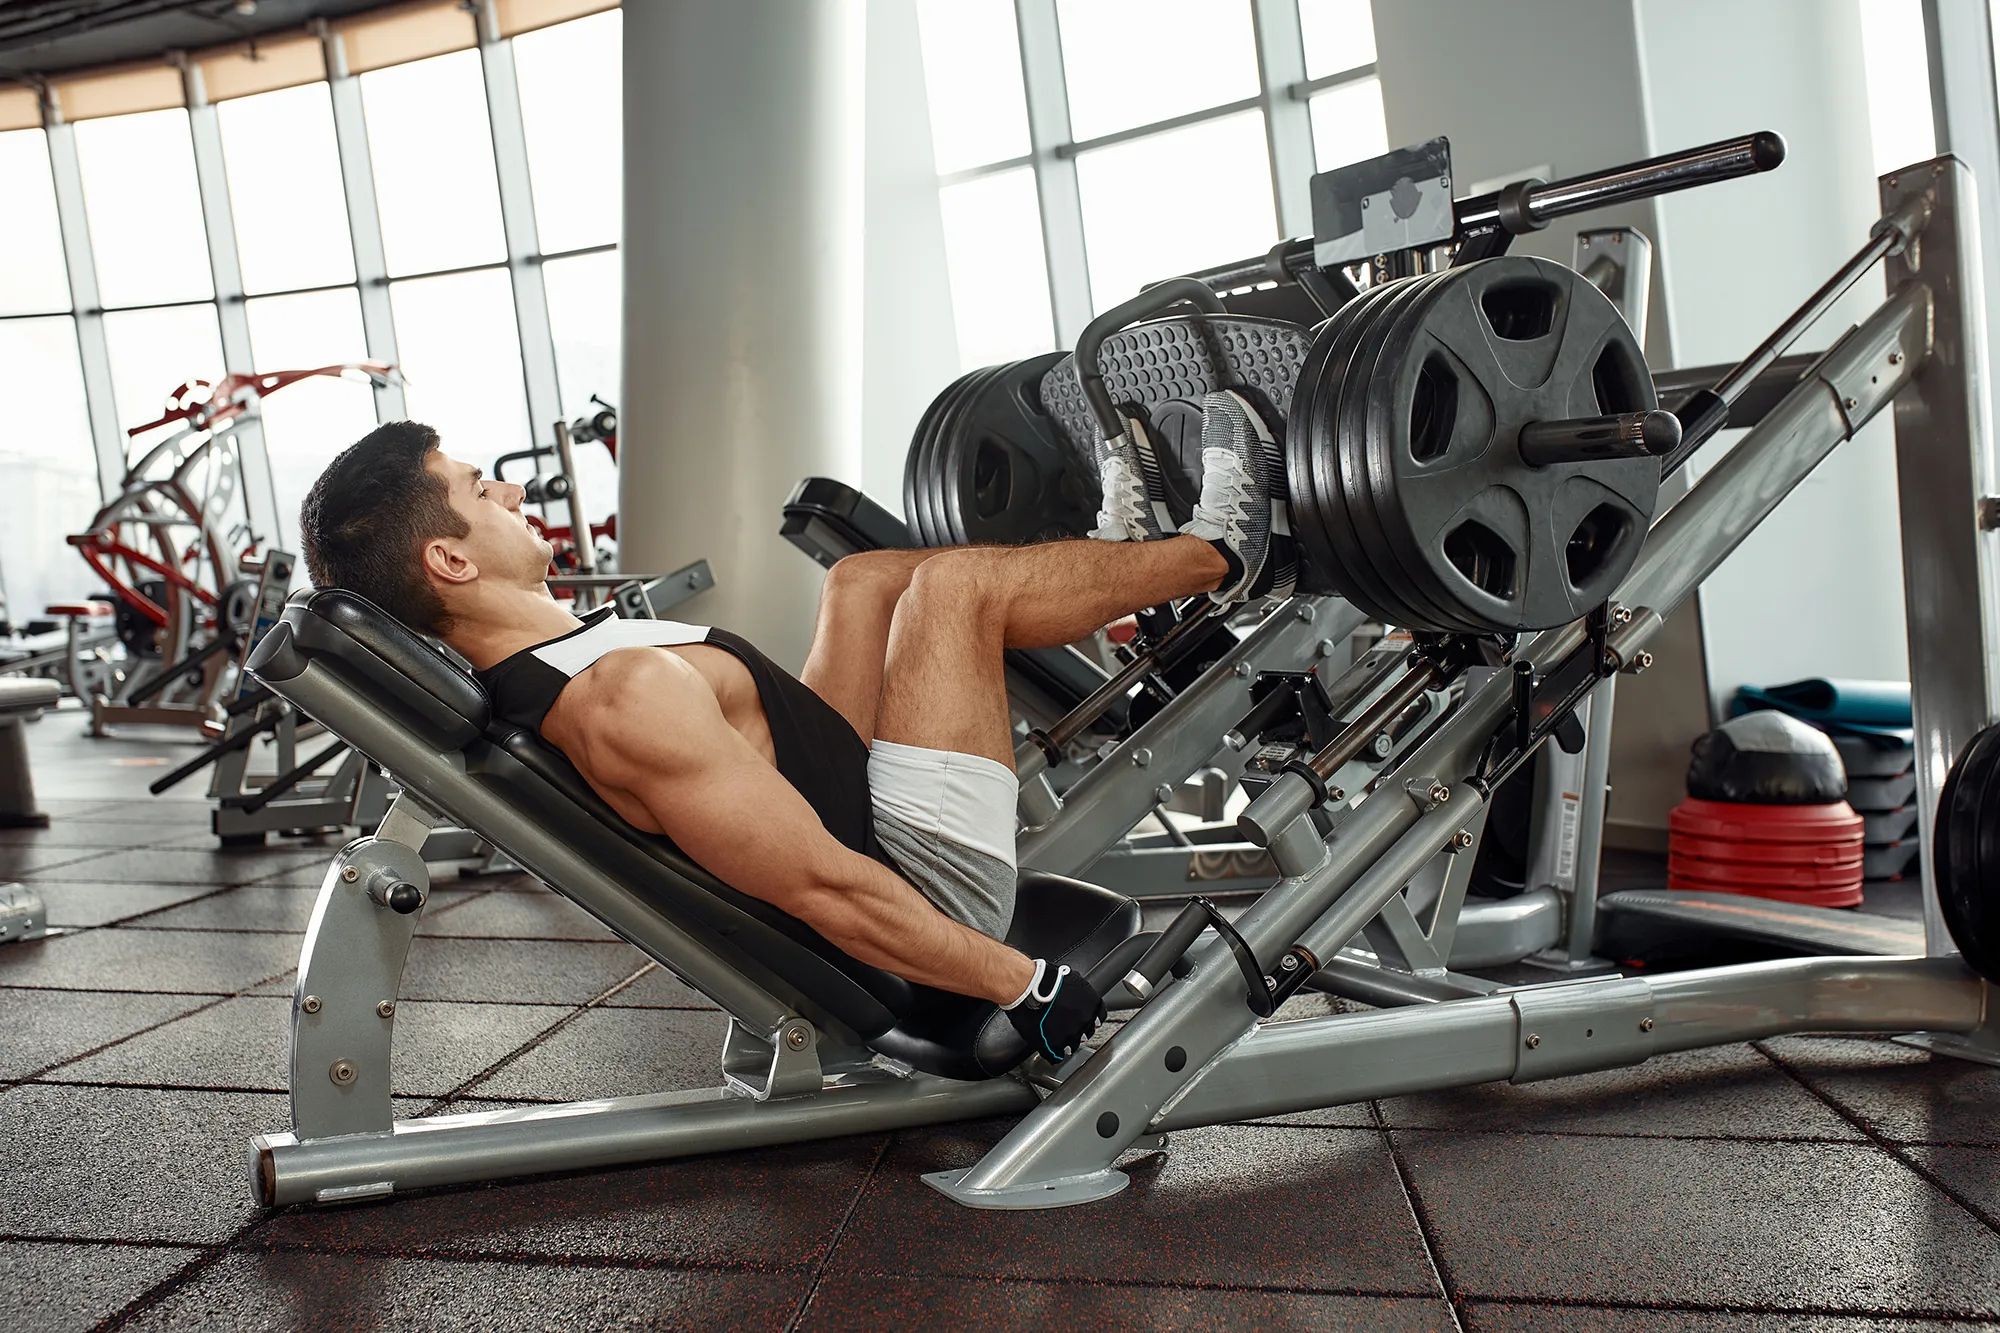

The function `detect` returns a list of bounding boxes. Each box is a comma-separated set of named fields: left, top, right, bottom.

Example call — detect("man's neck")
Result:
left=447, top=584, right=586, bottom=670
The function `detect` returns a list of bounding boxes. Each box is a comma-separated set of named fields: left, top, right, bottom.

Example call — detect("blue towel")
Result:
left=1731, top=677, right=1912, bottom=740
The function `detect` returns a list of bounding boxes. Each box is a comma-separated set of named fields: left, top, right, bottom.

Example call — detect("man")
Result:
left=297, top=389, right=1286, bottom=1066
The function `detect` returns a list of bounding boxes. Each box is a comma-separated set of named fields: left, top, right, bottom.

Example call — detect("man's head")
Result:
left=299, top=421, right=553, bottom=637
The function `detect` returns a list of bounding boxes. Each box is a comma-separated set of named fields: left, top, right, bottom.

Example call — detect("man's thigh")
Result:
left=799, top=547, right=946, bottom=741
left=872, top=550, right=1016, bottom=768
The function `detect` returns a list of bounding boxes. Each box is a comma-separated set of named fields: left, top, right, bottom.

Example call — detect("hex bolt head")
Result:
left=1131, top=748, right=1152, bottom=767
left=784, top=1026, right=810, bottom=1051
left=300, top=995, right=322, bottom=1014
left=1640, top=1017, right=1655, bottom=1032
left=1524, top=1033, right=1541, bottom=1050
left=377, top=1000, right=396, bottom=1018
left=1612, top=604, right=1634, bottom=625
left=1632, top=650, right=1655, bottom=674
left=1327, top=787, right=1346, bottom=802
left=1888, top=350, right=1904, bottom=365
left=1233, top=661, right=1254, bottom=679
left=340, top=866, right=359, bottom=883
left=1154, top=784, right=1175, bottom=805
left=1316, top=637, right=1337, bottom=658
left=329, top=1059, right=357, bottom=1085
left=1293, top=604, right=1314, bottom=622
left=1453, top=829, right=1475, bottom=849
left=1844, top=396, right=1859, bottom=410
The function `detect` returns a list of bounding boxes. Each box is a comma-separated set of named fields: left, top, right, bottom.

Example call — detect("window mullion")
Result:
left=477, top=2, right=563, bottom=455
left=1014, top=0, right=1092, bottom=342
left=1251, top=0, right=1315, bottom=238
left=322, top=27, right=408, bottom=423
left=41, top=93, right=124, bottom=500
left=184, top=59, right=284, bottom=551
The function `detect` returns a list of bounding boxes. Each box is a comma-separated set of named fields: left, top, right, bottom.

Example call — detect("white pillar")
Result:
left=620, top=0, right=865, bottom=669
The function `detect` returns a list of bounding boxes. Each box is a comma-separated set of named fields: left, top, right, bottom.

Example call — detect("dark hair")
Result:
left=298, top=421, right=470, bottom=634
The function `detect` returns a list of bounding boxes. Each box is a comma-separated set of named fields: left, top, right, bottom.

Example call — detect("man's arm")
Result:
left=551, top=650, right=1036, bottom=1005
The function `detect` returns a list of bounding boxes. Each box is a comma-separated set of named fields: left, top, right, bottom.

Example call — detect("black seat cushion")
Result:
left=869, top=871, right=1149, bottom=1081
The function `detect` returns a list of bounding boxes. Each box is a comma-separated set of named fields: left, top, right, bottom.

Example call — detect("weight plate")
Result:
left=1307, top=274, right=1441, bottom=627
left=1285, top=296, right=1389, bottom=600
left=1941, top=722, right=2000, bottom=983
left=1338, top=270, right=1484, bottom=633
left=1369, top=256, right=1659, bottom=632
left=921, top=363, right=1006, bottom=546
left=904, top=367, right=983, bottom=547
left=936, top=352, right=1090, bottom=546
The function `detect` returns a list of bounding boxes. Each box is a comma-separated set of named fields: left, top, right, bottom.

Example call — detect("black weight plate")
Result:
left=1286, top=296, right=1388, bottom=600
left=1368, top=256, right=1660, bottom=632
left=923, top=363, right=1008, bottom=546
left=1338, top=270, right=1486, bottom=633
left=937, top=352, right=1090, bottom=546
left=904, top=367, right=983, bottom=547
left=1290, top=279, right=1414, bottom=616
left=1940, top=722, right=2000, bottom=983
left=1316, top=274, right=1447, bottom=629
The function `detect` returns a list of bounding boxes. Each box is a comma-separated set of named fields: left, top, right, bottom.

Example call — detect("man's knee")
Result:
left=823, top=550, right=924, bottom=609
left=900, top=549, right=1008, bottom=623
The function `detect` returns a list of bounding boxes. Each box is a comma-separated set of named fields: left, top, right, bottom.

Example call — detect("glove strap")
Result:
left=1000, top=958, right=1069, bottom=1010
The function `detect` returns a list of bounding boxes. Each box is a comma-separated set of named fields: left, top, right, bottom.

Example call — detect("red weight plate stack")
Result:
left=1666, top=798, right=1865, bottom=907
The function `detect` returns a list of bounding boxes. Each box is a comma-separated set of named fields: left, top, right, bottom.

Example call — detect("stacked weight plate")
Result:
left=901, top=351, right=1089, bottom=548
left=1286, top=255, right=1661, bottom=634
left=1666, top=799, right=1865, bottom=907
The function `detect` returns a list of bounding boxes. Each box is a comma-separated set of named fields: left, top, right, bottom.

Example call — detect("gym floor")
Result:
left=4, top=710, right=1998, bottom=1333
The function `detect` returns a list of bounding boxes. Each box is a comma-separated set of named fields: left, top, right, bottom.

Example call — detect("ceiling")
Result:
left=0, top=0, right=384, bottom=82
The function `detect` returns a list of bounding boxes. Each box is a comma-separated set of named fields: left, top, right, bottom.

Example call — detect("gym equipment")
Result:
left=70, top=363, right=395, bottom=736
left=238, top=141, right=2000, bottom=1214
left=1686, top=712, right=1847, bottom=804
left=0, top=677, right=58, bottom=829
left=0, top=883, right=50, bottom=945
left=496, top=408, right=620, bottom=605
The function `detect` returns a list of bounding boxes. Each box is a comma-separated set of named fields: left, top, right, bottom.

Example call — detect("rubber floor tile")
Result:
left=1378, top=1042, right=1862, bottom=1139
left=0, top=988, right=209, bottom=1079
left=20, top=846, right=332, bottom=886
left=600, top=962, right=720, bottom=1010
left=36, top=881, right=221, bottom=927
left=0, top=1240, right=201, bottom=1333
left=0, top=844, right=115, bottom=879
left=1396, top=1132, right=2000, bottom=1314
left=256, top=1134, right=890, bottom=1265
left=471, top=1005, right=727, bottom=1101
left=799, top=1274, right=1454, bottom=1332
left=0, top=927, right=298, bottom=994
left=0, top=819, right=210, bottom=848
left=0, top=1083, right=285, bottom=1243
left=830, top=1121, right=1436, bottom=1293
left=45, top=995, right=569, bottom=1097
left=121, top=1251, right=808, bottom=1333
left=134, top=885, right=334, bottom=934
left=1904, top=1143, right=2000, bottom=1225
left=1465, top=1306, right=2000, bottom=1331
left=414, top=886, right=620, bottom=940
left=397, top=935, right=649, bottom=1005
left=1760, top=1036, right=2000, bottom=1145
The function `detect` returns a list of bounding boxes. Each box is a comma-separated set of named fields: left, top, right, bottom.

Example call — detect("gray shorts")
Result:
left=868, top=740, right=1018, bottom=939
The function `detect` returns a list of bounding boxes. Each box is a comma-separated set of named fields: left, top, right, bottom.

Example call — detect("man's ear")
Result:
left=422, top=536, right=477, bottom=588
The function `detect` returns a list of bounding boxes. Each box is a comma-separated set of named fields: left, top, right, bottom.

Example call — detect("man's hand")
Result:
left=1004, top=960, right=1106, bottom=1063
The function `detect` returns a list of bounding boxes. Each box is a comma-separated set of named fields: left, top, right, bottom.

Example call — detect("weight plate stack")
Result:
left=1038, top=315, right=1314, bottom=533
left=901, top=352, right=1088, bottom=547
left=1288, top=255, right=1661, bottom=634
left=1933, top=722, right=2000, bottom=985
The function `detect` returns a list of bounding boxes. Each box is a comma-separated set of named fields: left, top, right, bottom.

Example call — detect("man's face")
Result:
left=427, top=449, right=554, bottom=590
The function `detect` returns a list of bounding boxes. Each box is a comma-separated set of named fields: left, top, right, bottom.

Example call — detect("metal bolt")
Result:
left=1154, top=783, right=1175, bottom=804
left=340, top=866, right=358, bottom=883
left=1429, top=782, right=1450, bottom=805
left=1611, top=605, right=1634, bottom=626
left=1524, top=1033, right=1541, bottom=1049
left=1223, top=730, right=1247, bottom=752
left=300, top=995, right=321, bottom=1014
left=377, top=1000, right=396, bottom=1018
left=1316, top=637, right=1337, bottom=658
left=1131, top=748, right=1152, bottom=768
left=1369, top=732, right=1393, bottom=759
left=1327, top=787, right=1346, bottom=803
left=1279, top=953, right=1299, bottom=971
left=1888, top=174, right=1899, bottom=187
left=1453, top=829, right=1475, bottom=849
left=784, top=1026, right=810, bottom=1051
left=1888, top=350, right=1904, bottom=365
left=1234, top=661, right=1254, bottom=679
left=1844, top=396, right=1859, bottom=410
left=1631, top=650, right=1655, bottom=674
left=1640, top=1017, right=1655, bottom=1033
left=1293, top=604, right=1314, bottom=623
left=329, top=1059, right=357, bottom=1085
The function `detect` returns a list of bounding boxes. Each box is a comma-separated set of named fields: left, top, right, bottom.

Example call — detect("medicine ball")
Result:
left=1687, top=711, right=1846, bottom=805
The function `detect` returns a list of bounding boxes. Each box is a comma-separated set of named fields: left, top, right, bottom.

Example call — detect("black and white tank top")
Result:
left=478, top=608, right=886, bottom=864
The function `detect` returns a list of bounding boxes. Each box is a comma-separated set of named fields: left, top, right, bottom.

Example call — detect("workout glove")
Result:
left=1003, top=959, right=1107, bottom=1064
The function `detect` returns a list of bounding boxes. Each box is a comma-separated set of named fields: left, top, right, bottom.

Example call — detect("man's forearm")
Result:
left=795, top=857, right=1036, bottom=1004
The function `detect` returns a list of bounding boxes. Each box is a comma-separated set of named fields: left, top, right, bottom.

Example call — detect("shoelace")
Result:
left=1191, top=452, right=1255, bottom=540
left=1093, top=454, right=1151, bottom=539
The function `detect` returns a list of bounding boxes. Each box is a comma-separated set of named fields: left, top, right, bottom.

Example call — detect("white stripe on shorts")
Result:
left=866, top=739, right=1019, bottom=869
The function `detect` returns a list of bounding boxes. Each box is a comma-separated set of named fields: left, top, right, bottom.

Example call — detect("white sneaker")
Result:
left=1181, top=390, right=1294, bottom=603
left=1089, top=415, right=1176, bottom=542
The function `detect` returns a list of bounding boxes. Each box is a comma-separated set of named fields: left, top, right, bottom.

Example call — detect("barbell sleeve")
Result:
left=1519, top=410, right=1681, bottom=466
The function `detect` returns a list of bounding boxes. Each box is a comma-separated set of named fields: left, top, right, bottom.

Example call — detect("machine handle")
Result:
left=1076, top=278, right=1226, bottom=440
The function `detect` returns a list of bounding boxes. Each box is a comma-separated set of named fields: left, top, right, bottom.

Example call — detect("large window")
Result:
left=915, top=0, right=1385, bottom=369
left=0, top=8, right=625, bottom=572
